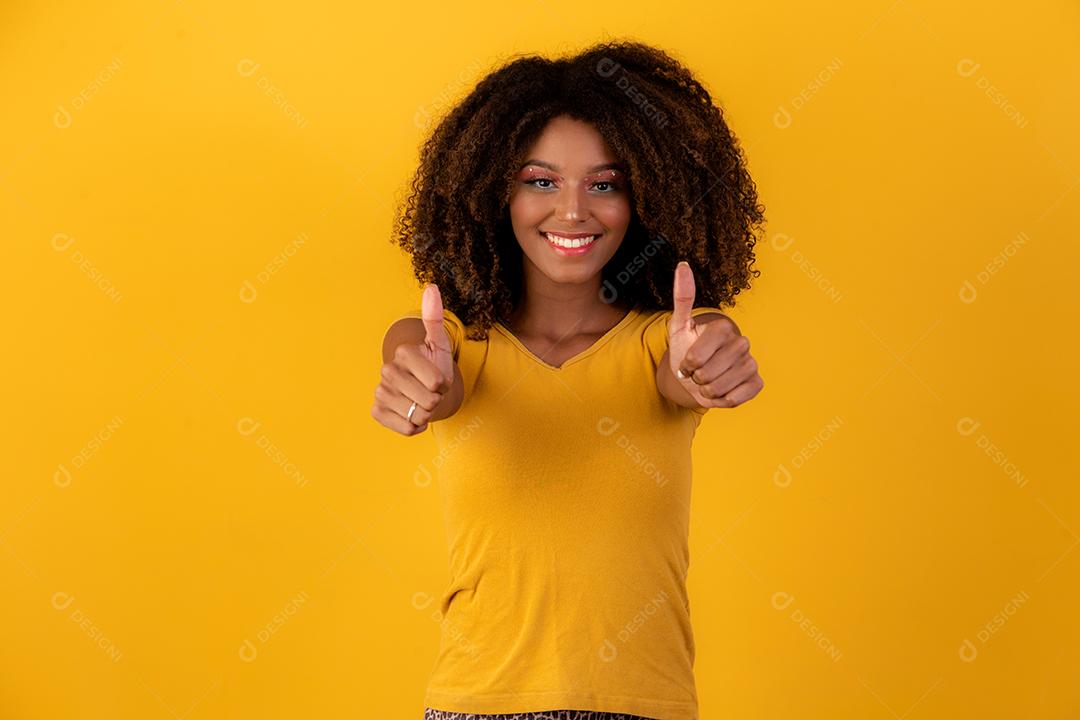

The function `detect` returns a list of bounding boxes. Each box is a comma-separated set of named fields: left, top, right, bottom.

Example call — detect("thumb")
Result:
left=669, top=261, right=696, bottom=335
left=421, top=283, right=451, bottom=353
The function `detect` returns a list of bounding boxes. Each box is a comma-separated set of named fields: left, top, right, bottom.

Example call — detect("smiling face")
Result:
left=508, top=114, right=632, bottom=288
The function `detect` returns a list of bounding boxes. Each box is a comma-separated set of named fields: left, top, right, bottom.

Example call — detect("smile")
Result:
left=541, top=231, right=601, bottom=256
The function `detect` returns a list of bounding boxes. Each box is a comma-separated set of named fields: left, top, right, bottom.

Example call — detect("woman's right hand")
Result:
left=372, top=283, right=456, bottom=436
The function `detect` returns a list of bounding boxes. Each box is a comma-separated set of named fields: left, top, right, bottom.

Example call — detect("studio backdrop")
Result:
left=3, top=1, right=1077, bottom=718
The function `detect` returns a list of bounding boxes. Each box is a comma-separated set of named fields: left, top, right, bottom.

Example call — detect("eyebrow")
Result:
left=520, top=159, right=625, bottom=174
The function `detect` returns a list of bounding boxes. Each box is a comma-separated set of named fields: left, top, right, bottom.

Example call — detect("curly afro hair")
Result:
left=391, top=39, right=766, bottom=341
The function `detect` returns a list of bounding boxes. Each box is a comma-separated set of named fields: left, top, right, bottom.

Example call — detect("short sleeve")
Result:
left=390, top=307, right=465, bottom=362
left=642, top=306, right=728, bottom=415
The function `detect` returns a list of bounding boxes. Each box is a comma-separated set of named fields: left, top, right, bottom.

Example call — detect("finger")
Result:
left=421, top=283, right=451, bottom=354
left=686, top=333, right=749, bottom=384
left=393, top=343, right=452, bottom=393
left=669, top=261, right=696, bottom=336
left=713, top=375, right=764, bottom=408
left=697, top=355, right=758, bottom=399
left=370, top=402, right=428, bottom=436
left=375, top=381, right=435, bottom=426
left=382, top=355, right=447, bottom=402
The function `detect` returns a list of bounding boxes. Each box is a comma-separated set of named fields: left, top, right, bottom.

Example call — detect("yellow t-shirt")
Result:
left=392, top=304, right=723, bottom=720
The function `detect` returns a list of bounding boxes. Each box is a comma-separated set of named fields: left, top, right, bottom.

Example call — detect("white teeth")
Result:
left=544, top=232, right=597, bottom=249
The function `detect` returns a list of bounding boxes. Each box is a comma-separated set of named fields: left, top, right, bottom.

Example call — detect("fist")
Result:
left=372, top=283, right=455, bottom=435
left=667, top=261, right=764, bottom=409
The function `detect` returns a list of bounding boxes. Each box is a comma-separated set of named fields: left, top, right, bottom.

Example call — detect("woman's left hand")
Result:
left=667, top=261, right=764, bottom=409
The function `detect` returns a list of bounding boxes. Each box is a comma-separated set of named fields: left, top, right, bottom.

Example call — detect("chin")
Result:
left=542, top=268, right=600, bottom=286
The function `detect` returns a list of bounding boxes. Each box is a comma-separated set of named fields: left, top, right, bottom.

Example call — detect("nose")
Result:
left=555, top=184, right=588, bottom=223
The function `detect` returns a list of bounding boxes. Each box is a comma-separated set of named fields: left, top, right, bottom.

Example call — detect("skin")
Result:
left=373, top=114, right=764, bottom=435
left=502, top=114, right=635, bottom=365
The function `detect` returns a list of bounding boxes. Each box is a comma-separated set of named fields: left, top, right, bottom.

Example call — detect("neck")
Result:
left=504, top=260, right=629, bottom=338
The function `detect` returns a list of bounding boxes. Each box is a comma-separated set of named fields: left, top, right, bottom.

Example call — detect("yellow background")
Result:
left=3, top=1, right=1078, bottom=717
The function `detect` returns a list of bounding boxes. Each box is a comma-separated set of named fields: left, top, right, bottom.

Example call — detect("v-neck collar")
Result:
left=493, top=307, right=640, bottom=371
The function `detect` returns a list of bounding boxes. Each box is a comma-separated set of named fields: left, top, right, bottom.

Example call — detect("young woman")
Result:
left=374, top=40, right=766, bottom=720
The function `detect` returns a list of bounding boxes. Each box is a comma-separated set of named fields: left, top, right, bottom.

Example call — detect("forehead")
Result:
left=522, top=115, right=620, bottom=169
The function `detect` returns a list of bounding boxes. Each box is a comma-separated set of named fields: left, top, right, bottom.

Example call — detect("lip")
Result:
left=540, top=230, right=601, bottom=257
left=540, top=230, right=601, bottom=239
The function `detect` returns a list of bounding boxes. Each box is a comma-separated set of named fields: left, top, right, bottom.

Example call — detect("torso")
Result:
left=420, top=305, right=704, bottom=719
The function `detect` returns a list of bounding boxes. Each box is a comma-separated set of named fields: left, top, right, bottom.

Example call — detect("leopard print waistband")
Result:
left=423, top=709, right=656, bottom=720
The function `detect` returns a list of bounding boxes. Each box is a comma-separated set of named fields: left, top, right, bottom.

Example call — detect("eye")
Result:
left=523, top=178, right=621, bottom=192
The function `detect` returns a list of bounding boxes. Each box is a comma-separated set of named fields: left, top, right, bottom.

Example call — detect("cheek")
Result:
left=509, top=193, right=546, bottom=227
left=596, top=197, right=632, bottom=229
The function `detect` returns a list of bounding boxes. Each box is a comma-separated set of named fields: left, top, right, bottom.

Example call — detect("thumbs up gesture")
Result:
left=372, top=283, right=457, bottom=435
left=667, top=261, right=764, bottom=409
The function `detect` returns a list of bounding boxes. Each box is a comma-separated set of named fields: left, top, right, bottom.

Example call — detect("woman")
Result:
left=374, top=40, right=766, bottom=720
